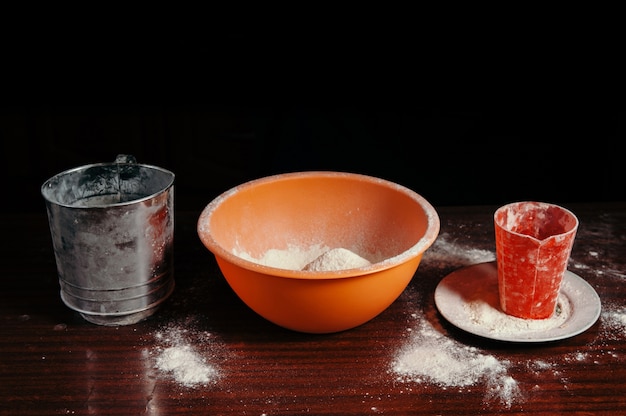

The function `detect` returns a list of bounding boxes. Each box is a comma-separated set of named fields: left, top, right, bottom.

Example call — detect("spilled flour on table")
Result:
left=600, top=303, right=626, bottom=341
left=152, top=321, right=221, bottom=388
left=390, top=233, right=521, bottom=407
left=391, top=230, right=626, bottom=408
left=421, top=233, right=495, bottom=269
left=391, top=318, right=521, bottom=408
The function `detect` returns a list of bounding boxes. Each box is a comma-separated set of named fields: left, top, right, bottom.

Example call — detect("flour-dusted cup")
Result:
left=494, top=201, right=579, bottom=319
left=41, top=155, right=175, bottom=325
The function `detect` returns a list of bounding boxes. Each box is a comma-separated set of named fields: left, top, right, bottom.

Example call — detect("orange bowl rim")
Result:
left=197, top=171, right=440, bottom=280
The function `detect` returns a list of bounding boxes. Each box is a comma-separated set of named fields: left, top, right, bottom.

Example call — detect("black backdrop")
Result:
left=1, top=105, right=623, bottom=214
left=2, top=25, right=624, bottom=213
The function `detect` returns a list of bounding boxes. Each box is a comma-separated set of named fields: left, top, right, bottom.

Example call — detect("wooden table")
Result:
left=2, top=203, right=625, bottom=415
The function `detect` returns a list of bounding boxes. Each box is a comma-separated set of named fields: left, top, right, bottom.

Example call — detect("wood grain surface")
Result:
left=1, top=203, right=625, bottom=415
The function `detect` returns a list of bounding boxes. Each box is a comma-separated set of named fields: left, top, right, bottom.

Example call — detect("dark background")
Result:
left=2, top=105, right=623, bottom=214
left=2, top=23, right=624, bottom=213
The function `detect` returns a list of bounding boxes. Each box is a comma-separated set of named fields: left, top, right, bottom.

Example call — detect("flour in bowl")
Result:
left=235, top=245, right=374, bottom=271
left=234, top=244, right=329, bottom=270
left=303, top=247, right=372, bottom=271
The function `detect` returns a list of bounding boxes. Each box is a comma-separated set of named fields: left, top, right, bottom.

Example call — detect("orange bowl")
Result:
left=197, top=171, right=440, bottom=333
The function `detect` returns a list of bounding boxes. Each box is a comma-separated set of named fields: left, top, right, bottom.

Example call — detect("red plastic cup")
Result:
left=494, top=201, right=579, bottom=319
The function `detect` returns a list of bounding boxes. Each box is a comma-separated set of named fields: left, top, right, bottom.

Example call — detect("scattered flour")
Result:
left=156, top=345, right=218, bottom=387
left=391, top=233, right=522, bottom=407
left=153, top=323, right=220, bottom=388
left=601, top=305, right=626, bottom=340
left=391, top=320, right=521, bottom=408
left=421, top=233, right=496, bottom=268
left=393, top=229, right=626, bottom=409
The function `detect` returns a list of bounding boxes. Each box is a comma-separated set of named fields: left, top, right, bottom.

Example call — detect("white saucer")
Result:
left=434, top=261, right=601, bottom=342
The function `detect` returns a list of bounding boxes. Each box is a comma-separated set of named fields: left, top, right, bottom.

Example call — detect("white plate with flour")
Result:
left=434, top=261, right=601, bottom=343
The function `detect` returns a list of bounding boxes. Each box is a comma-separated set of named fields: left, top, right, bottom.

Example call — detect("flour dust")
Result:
left=420, top=232, right=496, bottom=269
left=389, top=232, right=522, bottom=408
left=391, top=230, right=626, bottom=410
left=390, top=316, right=522, bottom=408
left=152, top=320, right=222, bottom=388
